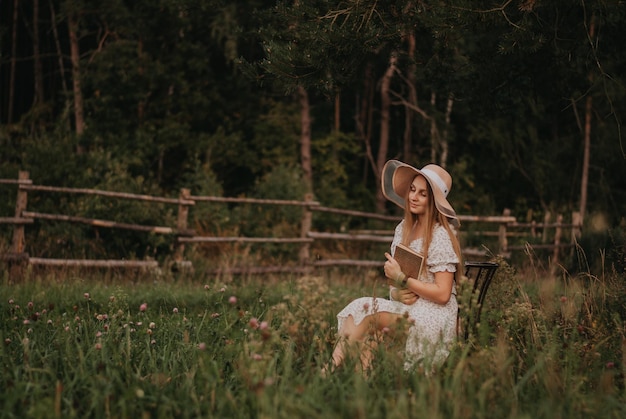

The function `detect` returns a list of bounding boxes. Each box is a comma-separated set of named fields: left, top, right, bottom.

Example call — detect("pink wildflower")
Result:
left=249, top=318, right=259, bottom=329
left=229, top=296, right=237, bottom=305
left=260, top=321, right=269, bottom=330
left=139, top=303, right=147, bottom=312
left=27, top=301, right=34, bottom=310
left=84, top=293, right=90, bottom=299
left=95, top=343, right=102, bottom=350
left=198, top=342, right=207, bottom=351
left=560, top=296, right=567, bottom=303
left=173, top=307, right=179, bottom=314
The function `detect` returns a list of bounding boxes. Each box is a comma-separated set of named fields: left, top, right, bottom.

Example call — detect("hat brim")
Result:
left=381, top=160, right=459, bottom=227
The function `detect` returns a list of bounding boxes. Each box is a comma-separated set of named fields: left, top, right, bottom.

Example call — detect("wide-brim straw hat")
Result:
left=381, top=160, right=459, bottom=227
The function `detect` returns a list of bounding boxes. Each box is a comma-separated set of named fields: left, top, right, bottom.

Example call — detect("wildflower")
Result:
left=27, top=328, right=33, bottom=334
left=104, top=324, right=109, bottom=331
left=229, top=296, right=237, bottom=305
left=84, top=293, right=90, bottom=300
left=249, top=318, right=260, bottom=330
left=136, top=322, right=143, bottom=327
left=252, top=353, right=262, bottom=361
left=151, top=339, right=156, bottom=345
left=96, top=314, right=104, bottom=321
left=96, top=331, right=102, bottom=338
left=198, top=342, right=207, bottom=351
left=139, top=303, right=148, bottom=312
left=560, top=296, right=567, bottom=303
left=260, top=321, right=269, bottom=330
left=382, top=327, right=390, bottom=334
left=4, top=338, right=11, bottom=345
left=149, top=322, right=156, bottom=329
left=95, top=343, right=102, bottom=350
left=211, top=313, right=220, bottom=318
left=204, top=284, right=210, bottom=290
left=23, top=319, right=30, bottom=325
left=606, top=362, right=615, bottom=369
left=109, top=296, right=115, bottom=302
left=8, top=299, right=14, bottom=305
left=219, top=287, right=225, bottom=293
left=27, top=301, right=34, bottom=310
left=47, top=319, right=53, bottom=325
left=147, top=329, right=153, bottom=335
left=173, top=307, right=179, bottom=314
left=64, top=326, right=70, bottom=332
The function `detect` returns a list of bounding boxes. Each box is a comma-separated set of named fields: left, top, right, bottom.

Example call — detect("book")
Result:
left=394, top=243, right=424, bottom=280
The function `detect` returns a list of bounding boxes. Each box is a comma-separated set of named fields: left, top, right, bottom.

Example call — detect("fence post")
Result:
left=174, top=188, right=191, bottom=263
left=11, top=171, right=30, bottom=254
left=552, top=213, right=563, bottom=266
left=571, top=211, right=582, bottom=241
left=299, top=193, right=313, bottom=267
left=498, top=208, right=510, bottom=255
left=542, top=211, right=551, bottom=243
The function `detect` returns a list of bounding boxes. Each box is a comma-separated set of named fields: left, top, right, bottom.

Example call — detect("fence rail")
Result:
left=0, top=171, right=582, bottom=277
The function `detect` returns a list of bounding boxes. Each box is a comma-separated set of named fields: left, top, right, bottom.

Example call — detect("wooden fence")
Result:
left=1, top=171, right=582, bottom=276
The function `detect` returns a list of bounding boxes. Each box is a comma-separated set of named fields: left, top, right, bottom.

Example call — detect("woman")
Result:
left=326, top=160, right=462, bottom=373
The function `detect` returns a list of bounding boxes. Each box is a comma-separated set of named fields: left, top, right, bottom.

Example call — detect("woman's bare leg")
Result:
left=326, top=312, right=402, bottom=373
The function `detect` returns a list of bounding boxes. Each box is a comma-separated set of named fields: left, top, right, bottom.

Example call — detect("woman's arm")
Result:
left=384, top=252, right=454, bottom=305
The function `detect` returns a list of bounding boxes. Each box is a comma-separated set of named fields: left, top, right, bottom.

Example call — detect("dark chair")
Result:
left=459, top=261, right=499, bottom=340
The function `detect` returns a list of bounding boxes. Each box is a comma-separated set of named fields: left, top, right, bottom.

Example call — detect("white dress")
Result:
left=336, top=220, right=459, bottom=371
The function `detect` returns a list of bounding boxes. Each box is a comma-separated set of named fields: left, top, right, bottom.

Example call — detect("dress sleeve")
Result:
left=427, top=224, right=459, bottom=274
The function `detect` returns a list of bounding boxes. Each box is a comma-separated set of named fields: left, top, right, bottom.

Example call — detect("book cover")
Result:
left=394, top=243, right=424, bottom=280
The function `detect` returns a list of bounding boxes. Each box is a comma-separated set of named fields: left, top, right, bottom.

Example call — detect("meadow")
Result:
left=0, top=258, right=624, bottom=419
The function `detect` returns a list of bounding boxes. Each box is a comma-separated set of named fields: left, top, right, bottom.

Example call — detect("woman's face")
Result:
left=408, top=175, right=429, bottom=216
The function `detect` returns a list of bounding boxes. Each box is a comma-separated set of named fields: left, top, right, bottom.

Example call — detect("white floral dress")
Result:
left=336, top=220, right=459, bottom=370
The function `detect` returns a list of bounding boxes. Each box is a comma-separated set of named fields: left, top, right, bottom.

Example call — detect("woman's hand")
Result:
left=383, top=252, right=402, bottom=282
left=393, top=287, right=419, bottom=305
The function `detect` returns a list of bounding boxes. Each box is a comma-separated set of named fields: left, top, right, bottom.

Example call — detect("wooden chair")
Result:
left=458, top=261, right=499, bottom=340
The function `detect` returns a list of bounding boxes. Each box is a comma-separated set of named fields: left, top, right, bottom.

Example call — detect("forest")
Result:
left=1, top=0, right=625, bottom=266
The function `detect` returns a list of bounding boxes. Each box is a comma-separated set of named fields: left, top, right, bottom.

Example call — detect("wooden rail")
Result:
left=0, top=171, right=582, bottom=277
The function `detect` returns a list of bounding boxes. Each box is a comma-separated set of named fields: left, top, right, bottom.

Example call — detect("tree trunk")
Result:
left=33, top=0, right=45, bottom=109
left=334, top=91, right=340, bottom=132
left=298, top=85, right=313, bottom=193
left=430, top=92, right=437, bottom=163
left=48, top=0, right=72, bottom=128
left=7, top=0, right=19, bottom=124
left=375, top=52, right=397, bottom=212
left=68, top=8, right=85, bottom=150
left=440, top=93, right=454, bottom=168
left=580, top=17, right=596, bottom=223
left=403, top=32, right=417, bottom=162
left=580, top=95, right=592, bottom=222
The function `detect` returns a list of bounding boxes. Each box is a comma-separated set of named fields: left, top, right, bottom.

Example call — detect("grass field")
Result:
left=1, top=260, right=624, bottom=418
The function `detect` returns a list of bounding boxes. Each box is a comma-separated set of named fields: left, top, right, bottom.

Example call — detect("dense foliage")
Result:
left=1, top=1, right=625, bottom=266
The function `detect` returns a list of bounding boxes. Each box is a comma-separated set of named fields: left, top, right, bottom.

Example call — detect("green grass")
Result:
left=0, top=261, right=624, bottom=418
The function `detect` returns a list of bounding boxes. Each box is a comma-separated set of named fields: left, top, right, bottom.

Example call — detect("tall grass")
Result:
left=0, top=260, right=624, bottom=418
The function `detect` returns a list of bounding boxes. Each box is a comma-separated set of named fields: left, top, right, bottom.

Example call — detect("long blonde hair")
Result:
left=400, top=175, right=463, bottom=271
